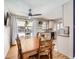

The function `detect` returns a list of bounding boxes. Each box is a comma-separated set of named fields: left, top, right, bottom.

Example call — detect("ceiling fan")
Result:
left=28, top=9, right=42, bottom=16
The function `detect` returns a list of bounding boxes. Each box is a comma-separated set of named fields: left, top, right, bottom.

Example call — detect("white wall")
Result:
left=56, top=0, right=73, bottom=58
left=4, top=26, right=10, bottom=58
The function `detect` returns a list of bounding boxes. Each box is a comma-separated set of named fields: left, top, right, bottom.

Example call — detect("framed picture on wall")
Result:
left=58, top=26, right=70, bottom=37
left=4, top=12, right=9, bottom=26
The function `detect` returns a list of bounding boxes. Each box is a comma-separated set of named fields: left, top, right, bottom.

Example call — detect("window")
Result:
left=57, top=22, right=63, bottom=30
left=57, top=23, right=60, bottom=30
left=60, top=22, right=63, bottom=28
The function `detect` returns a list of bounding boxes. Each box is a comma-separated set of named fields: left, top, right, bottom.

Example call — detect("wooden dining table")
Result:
left=6, top=37, right=55, bottom=59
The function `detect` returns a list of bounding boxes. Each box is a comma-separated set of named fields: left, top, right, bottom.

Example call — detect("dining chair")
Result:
left=16, top=35, right=24, bottom=59
left=16, top=35, right=38, bottom=59
left=38, top=39, right=55, bottom=59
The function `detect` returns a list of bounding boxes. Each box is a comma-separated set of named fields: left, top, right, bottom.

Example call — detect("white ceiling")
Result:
left=5, top=0, right=70, bottom=19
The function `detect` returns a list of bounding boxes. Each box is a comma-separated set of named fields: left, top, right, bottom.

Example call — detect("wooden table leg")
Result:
left=50, top=49, right=52, bottom=59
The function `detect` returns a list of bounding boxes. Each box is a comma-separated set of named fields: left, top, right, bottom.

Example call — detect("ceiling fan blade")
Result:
left=32, top=14, right=42, bottom=16
left=28, top=9, right=42, bottom=16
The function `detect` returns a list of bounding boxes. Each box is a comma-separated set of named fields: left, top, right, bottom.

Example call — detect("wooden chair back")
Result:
left=38, top=38, right=53, bottom=59
left=39, top=40, right=52, bottom=52
left=16, top=35, right=23, bottom=59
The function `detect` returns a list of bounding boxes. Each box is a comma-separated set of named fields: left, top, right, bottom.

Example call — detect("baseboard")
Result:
left=5, top=46, right=10, bottom=59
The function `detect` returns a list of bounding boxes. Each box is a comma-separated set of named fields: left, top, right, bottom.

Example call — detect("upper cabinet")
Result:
left=50, top=6, right=63, bottom=19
